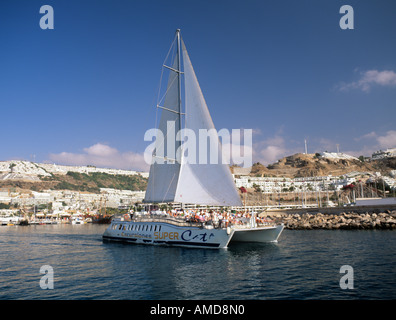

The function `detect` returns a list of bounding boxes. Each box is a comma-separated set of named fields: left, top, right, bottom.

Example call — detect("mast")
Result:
left=176, top=29, right=183, bottom=137
left=176, top=28, right=183, bottom=209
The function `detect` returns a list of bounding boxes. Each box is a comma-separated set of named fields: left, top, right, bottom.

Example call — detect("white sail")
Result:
left=145, top=31, right=242, bottom=206
left=103, top=30, right=283, bottom=249
left=144, top=38, right=182, bottom=203
left=174, top=40, right=242, bottom=206
left=103, top=30, right=284, bottom=248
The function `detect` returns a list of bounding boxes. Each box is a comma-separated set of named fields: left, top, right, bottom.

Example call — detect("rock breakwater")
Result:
left=270, top=211, right=396, bottom=230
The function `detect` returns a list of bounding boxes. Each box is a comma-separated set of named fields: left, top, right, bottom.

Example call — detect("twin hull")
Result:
left=102, top=221, right=283, bottom=249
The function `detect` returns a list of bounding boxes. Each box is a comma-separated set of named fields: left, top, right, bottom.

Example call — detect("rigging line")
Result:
left=161, top=34, right=177, bottom=70
left=151, top=51, right=176, bottom=201
left=179, top=39, right=186, bottom=166
left=157, top=105, right=185, bottom=115
left=150, top=34, right=178, bottom=201
left=151, top=118, right=181, bottom=162
left=157, top=34, right=177, bottom=103
left=149, top=33, right=180, bottom=200
left=156, top=68, right=179, bottom=107
left=163, top=65, right=184, bottom=74
left=162, top=170, right=178, bottom=203
left=152, top=48, right=174, bottom=162
left=152, top=155, right=177, bottom=162
left=151, top=107, right=158, bottom=201
left=154, top=70, right=182, bottom=154
left=154, top=33, right=178, bottom=128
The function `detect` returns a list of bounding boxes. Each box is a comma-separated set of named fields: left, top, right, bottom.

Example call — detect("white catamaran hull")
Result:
left=103, top=220, right=284, bottom=248
left=230, top=224, right=284, bottom=243
left=103, top=220, right=234, bottom=249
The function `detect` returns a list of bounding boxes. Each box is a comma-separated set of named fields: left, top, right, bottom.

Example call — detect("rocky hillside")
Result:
left=1, top=154, right=395, bottom=193
left=0, top=167, right=147, bottom=193
left=235, top=153, right=396, bottom=178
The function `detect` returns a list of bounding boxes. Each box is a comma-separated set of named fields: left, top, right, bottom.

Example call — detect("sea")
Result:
left=0, top=224, right=395, bottom=300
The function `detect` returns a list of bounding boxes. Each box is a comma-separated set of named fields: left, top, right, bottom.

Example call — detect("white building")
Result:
left=0, top=191, right=12, bottom=203
left=372, top=148, right=396, bottom=160
left=234, top=174, right=358, bottom=193
left=382, top=176, right=396, bottom=190
left=321, top=152, right=358, bottom=161
left=39, top=163, right=143, bottom=176
left=0, top=160, right=148, bottom=178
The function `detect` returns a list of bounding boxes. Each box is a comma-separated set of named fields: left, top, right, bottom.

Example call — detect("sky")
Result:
left=1, top=0, right=395, bottom=171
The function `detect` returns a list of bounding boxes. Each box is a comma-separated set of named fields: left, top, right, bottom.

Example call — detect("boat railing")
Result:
left=113, top=213, right=278, bottom=229
left=232, top=221, right=277, bottom=229
left=116, top=214, right=228, bottom=229
left=129, top=214, right=205, bottom=228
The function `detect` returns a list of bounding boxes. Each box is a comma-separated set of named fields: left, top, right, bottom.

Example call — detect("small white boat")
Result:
left=1, top=216, right=24, bottom=226
left=103, top=30, right=283, bottom=249
left=72, top=217, right=85, bottom=225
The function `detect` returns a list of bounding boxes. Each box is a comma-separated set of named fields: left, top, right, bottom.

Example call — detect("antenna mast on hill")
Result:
left=304, top=139, right=308, bottom=154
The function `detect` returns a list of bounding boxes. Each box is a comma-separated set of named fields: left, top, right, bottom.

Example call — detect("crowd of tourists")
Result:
left=133, top=208, right=274, bottom=227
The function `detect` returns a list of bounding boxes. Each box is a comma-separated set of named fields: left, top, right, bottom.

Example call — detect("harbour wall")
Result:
left=266, top=204, right=396, bottom=216
left=263, top=205, right=396, bottom=230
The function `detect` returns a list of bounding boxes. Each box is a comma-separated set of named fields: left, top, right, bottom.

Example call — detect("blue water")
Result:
left=0, top=224, right=395, bottom=300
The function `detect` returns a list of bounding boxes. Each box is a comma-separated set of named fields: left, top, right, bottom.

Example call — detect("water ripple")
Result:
left=0, top=225, right=395, bottom=299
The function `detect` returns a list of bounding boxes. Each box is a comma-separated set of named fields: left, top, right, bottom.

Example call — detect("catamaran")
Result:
left=103, top=30, right=283, bottom=248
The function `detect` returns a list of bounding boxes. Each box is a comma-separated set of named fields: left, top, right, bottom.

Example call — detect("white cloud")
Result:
left=51, top=130, right=395, bottom=173
left=377, top=130, right=396, bottom=149
left=48, top=143, right=150, bottom=172
left=344, top=130, right=396, bottom=157
left=338, top=69, right=396, bottom=92
left=356, top=130, right=396, bottom=149
left=253, top=134, right=289, bottom=165
left=83, top=144, right=118, bottom=157
left=359, top=131, right=377, bottom=140
left=221, top=142, right=253, bottom=168
left=342, top=146, right=377, bottom=158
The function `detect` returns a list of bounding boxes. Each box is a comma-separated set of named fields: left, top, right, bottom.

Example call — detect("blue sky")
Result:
left=1, top=0, right=395, bottom=171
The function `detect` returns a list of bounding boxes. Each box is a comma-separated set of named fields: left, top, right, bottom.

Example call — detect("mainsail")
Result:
left=144, top=36, right=182, bottom=203
left=144, top=30, right=242, bottom=207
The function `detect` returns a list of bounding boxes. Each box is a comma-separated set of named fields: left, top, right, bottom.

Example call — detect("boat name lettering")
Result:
left=181, top=230, right=215, bottom=242
left=154, top=231, right=179, bottom=240
left=121, top=232, right=151, bottom=239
